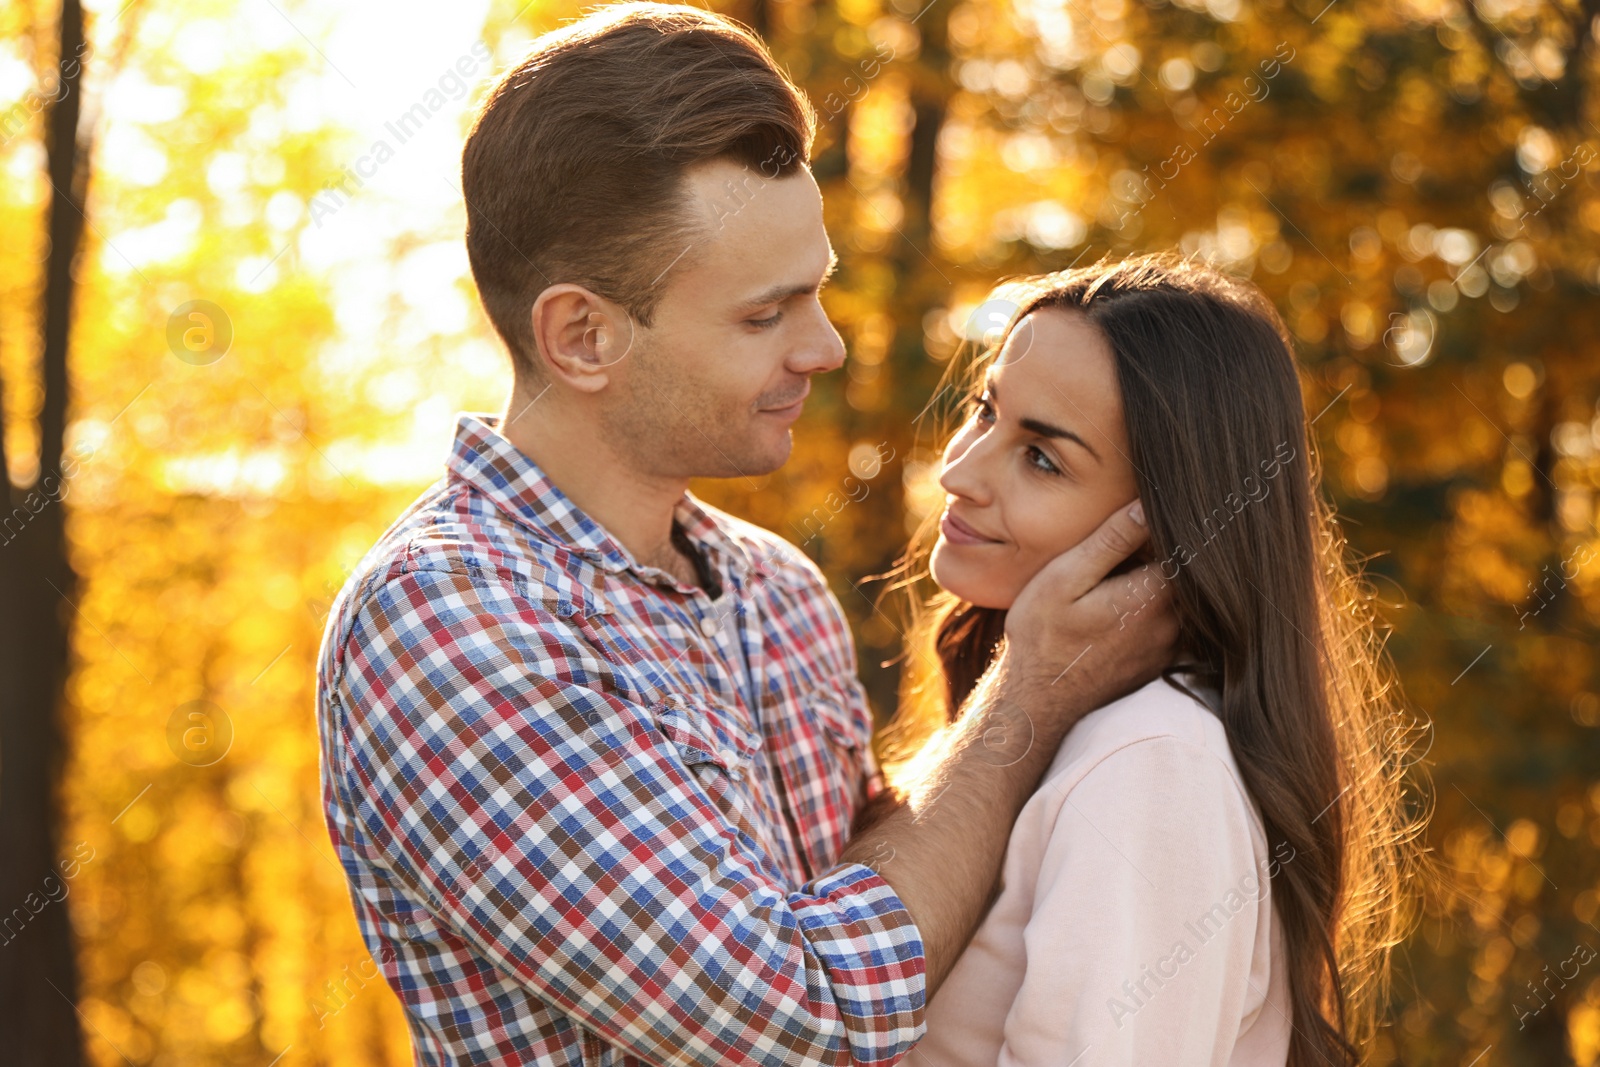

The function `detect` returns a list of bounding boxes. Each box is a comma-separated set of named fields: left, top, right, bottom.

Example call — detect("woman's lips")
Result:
left=940, top=508, right=1001, bottom=545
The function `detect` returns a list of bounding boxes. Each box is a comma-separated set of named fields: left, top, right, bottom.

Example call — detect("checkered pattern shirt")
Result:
left=315, top=414, right=926, bottom=1066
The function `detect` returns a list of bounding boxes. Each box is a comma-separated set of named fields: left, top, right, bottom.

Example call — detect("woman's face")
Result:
left=931, top=307, right=1140, bottom=609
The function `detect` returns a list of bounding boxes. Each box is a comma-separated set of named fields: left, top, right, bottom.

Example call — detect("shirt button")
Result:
left=719, top=748, right=739, bottom=767
left=699, top=616, right=719, bottom=637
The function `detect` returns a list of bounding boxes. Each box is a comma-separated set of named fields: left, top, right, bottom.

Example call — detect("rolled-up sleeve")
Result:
left=330, top=564, right=927, bottom=1067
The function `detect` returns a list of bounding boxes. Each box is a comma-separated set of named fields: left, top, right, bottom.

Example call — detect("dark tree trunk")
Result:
left=892, top=0, right=950, bottom=284
left=746, top=0, right=770, bottom=42
left=894, top=95, right=944, bottom=279
left=0, top=0, right=89, bottom=1062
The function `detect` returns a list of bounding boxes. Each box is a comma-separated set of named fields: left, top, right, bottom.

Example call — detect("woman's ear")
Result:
left=528, top=284, right=636, bottom=392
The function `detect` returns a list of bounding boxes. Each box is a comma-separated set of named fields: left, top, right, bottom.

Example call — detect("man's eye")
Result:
left=749, top=311, right=784, bottom=329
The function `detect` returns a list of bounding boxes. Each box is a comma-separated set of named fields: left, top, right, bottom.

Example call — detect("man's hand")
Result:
left=838, top=500, right=1179, bottom=996
left=1001, top=499, right=1178, bottom=713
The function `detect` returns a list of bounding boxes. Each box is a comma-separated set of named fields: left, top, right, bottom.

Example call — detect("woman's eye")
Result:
left=748, top=311, right=784, bottom=329
left=1026, top=445, right=1061, bottom=476
left=969, top=393, right=996, bottom=422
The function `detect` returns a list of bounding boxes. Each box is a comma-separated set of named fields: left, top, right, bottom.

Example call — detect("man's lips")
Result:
left=940, top=507, right=1001, bottom=545
left=759, top=386, right=810, bottom=415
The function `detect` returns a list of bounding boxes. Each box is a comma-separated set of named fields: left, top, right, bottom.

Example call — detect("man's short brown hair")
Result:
left=462, top=3, right=816, bottom=377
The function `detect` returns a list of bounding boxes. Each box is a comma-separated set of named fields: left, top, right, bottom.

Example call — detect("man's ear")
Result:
left=528, top=284, right=636, bottom=393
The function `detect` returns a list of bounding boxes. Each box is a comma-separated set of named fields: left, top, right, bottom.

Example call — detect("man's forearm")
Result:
left=839, top=500, right=1175, bottom=996
left=838, top=647, right=1091, bottom=993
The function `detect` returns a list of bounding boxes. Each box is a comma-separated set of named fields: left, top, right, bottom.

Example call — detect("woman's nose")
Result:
left=938, top=429, right=992, bottom=505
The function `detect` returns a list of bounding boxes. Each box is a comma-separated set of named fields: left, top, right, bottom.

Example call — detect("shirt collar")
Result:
left=447, top=413, right=765, bottom=585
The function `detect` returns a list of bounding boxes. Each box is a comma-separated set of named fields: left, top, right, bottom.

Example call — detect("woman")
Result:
left=875, top=254, right=1422, bottom=1066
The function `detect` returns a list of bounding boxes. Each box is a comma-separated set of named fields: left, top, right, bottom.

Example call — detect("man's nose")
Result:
left=792, top=299, right=847, bottom=375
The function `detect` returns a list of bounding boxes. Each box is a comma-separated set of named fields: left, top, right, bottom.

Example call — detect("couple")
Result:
left=314, top=5, right=1414, bottom=1066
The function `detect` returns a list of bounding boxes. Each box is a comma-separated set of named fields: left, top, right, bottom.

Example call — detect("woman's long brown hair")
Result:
left=874, top=253, right=1427, bottom=1066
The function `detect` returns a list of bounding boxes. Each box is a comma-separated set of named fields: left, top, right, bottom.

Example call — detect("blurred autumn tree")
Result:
left=4, top=0, right=477, bottom=1061
left=712, top=0, right=1600, bottom=1061
left=0, top=0, right=91, bottom=1060
left=0, top=0, right=1596, bottom=1063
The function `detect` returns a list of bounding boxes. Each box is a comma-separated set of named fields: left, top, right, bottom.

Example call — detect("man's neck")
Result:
left=497, top=384, right=697, bottom=585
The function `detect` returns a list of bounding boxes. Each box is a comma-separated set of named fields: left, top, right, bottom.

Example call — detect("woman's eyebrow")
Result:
left=1020, top=416, right=1102, bottom=463
left=986, top=376, right=1102, bottom=463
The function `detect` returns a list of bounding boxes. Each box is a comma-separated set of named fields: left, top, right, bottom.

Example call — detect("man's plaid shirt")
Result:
left=315, top=414, right=926, bottom=1066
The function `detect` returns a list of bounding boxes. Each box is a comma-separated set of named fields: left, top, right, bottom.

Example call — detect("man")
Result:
left=314, top=4, right=1175, bottom=1065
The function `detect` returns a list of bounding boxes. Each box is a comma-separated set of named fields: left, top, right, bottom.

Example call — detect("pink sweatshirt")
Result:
left=910, top=676, right=1293, bottom=1067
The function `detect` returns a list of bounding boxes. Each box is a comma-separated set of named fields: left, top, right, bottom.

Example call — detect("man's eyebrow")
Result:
left=731, top=248, right=840, bottom=316
left=984, top=374, right=1102, bottom=463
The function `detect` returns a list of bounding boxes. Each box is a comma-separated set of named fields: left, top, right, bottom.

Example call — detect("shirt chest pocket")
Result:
left=768, top=681, right=873, bottom=879
left=650, top=694, right=766, bottom=844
